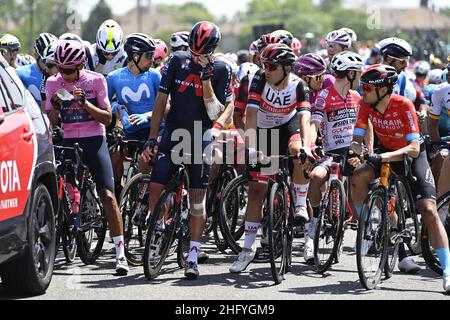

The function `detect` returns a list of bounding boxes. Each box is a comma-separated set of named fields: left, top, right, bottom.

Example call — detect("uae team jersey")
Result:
left=85, top=44, right=128, bottom=76
left=16, top=63, right=43, bottom=104
left=107, top=67, right=161, bottom=133
left=312, top=86, right=361, bottom=152
left=45, top=69, right=110, bottom=139
left=430, top=81, right=450, bottom=136
left=159, top=51, right=232, bottom=131
left=247, top=71, right=311, bottom=129
left=354, top=94, right=420, bottom=151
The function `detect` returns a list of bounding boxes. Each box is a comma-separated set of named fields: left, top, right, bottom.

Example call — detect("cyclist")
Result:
left=16, top=33, right=58, bottom=105
left=325, top=29, right=352, bottom=64
left=16, top=53, right=36, bottom=68
left=365, top=46, right=382, bottom=66
left=412, top=60, right=430, bottom=113
left=423, top=68, right=444, bottom=106
left=153, top=39, right=169, bottom=70
left=86, top=19, right=128, bottom=76
left=45, top=40, right=129, bottom=275
left=0, top=34, right=21, bottom=69
left=339, top=27, right=357, bottom=50
left=430, top=58, right=450, bottom=199
left=169, top=31, right=189, bottom=52
left=291, top=37, right=302, bottom=56
left=59, top=33, right=83, bottom=43
left=349, top=64, right=450, bottom=292
left=107, top=33, right=160, bottom=198
left=237, top=50, right=249, bottom=65
left=40, top=40, right=61, bottom=109
left=141, top=21, right=232, bottom=279
left=229, top=43, right=312, bottom=273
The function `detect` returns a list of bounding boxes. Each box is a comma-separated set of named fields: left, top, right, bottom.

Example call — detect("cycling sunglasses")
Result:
left=103, top=50, right=119, bottom=57
left=389, top=55, right=409, bottom=64
left=261, top=62, right=279, bottom=72
left=144, top=51, right=154, bottom=60
left=361, top=83, right=376, bottom=93
left=46, top=62, right=57, bottom=69
left=307, top=72, right=324, bottom=82
left=58, top=66, right=78, bottom=75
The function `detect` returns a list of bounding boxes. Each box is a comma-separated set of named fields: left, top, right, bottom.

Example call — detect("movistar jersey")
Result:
left=107, top=67, right=161, bottom=133
left=16, top=63, right=43, bottom=104
left=393, top=71, right=417, bottom=103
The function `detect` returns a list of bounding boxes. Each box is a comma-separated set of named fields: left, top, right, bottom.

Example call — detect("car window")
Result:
left=0, top=66, right=23, bottom=110
left=0, top=80, right=12, bottom=113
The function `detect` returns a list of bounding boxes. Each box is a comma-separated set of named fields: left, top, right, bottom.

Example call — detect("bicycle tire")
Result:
left=119, top=173, right=152, bottom=266
left=56, top=193, right=77, bottom=263
left=268, top=182, right=287, bottom=284
left=76, top=186, right=107, bottom=265
left=313, top=180, right=344, bottom=273
left=421, top=191, right=450, bottom=276
left=177, top=217, right=190, bottom=269
left=356, top=187, right=389, bottom=290
left=219, top=175, right=248, bottom=254
left=143, top=190, right=179, bottom=280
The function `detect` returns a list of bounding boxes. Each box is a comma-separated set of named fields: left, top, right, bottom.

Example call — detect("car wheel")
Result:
left=0, top=183, right=56, bottom=295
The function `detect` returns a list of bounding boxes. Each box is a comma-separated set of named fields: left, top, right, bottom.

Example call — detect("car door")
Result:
left=0, top=65, right=37, bottom=223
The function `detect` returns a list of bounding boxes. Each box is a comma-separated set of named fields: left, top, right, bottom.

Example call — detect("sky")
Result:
left=75, top=0, right=450, bottom=20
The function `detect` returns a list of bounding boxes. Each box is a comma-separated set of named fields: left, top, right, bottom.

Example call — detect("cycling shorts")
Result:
left=150, top=128, right=211, bottom=189
left=62, top=136, right=115, bottom=191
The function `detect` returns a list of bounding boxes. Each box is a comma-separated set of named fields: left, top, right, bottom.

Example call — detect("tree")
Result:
left=175, top=2, right=215, bottom=24
left=82, top=0, right=113, bottom=43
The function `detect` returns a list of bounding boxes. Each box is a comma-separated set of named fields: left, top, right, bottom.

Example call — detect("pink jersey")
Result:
left=45, top=70, right=110, bottom=139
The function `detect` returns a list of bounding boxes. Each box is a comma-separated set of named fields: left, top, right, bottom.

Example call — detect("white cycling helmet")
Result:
left=428, top=68, right=444, bottom=84
left=413, top=60, right=430, bottom=75
left=42, top=40, right=60, bottom=62
left=170, top=31, right=189, bottom=49
left=378, top=37, right=412, bottom=58
left=339, top=27, right=357, bottom=43
left=59, top=33, right=83, bottom=43
left=237, top=62, right=260, bottom=82
left=96, top=19, right=124, bottom=53
left=15, top=54, right=36, bottom=67
left=326, top=29, right=352, bottom=48
left=330, top=51, right=364, bottom=72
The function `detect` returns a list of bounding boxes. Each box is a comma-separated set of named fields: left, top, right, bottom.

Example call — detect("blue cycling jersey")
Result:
left=107, top=67, right=161, bottom=133
left=159, top=51, right=232, bottom=131
left=393, top=71, right=417, bottom=102
left=16, top=63, right=43, bottom=104
left=423, top=83, right=437, bottom=106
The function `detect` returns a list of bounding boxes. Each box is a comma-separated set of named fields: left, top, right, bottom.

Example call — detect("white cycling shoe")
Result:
left=398, top=257, right=421, bottom=273
left=229, top=248, right=256, bottom=273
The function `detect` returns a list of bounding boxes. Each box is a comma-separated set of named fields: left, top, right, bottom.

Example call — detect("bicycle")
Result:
left=219, top=152, right=295, bottom=284
left=54, top=144, right=108, bottom=265
left=307, top=152, right=358, bottom=274
left=421, top=136, right=450, bottom=275
left=143, top=151, right=193, bottom=280
left=356, top=153, right=420, bottom=290
left=118, top=139, right=151, bottom=266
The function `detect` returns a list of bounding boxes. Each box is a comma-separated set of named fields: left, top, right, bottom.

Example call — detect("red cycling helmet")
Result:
left=189, top=21, right=221, bottom=55
left=291, top=37, right=301, bottom=52
left=260, top=43, right=296, bottom=66
left=154, top=39, right=168, bottom=60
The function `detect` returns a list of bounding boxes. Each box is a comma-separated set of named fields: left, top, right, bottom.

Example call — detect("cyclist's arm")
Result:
left=245, top=75, right=262, bottom=149
left=364, top=121, right=374, bottom=153
left=297, top=81, right=312, bottom=148
left=149, top=92, right=168, bottom=139
left=380, top=140, right=420, bottom=162
left=233, top=75, right=250, bottom=132
left=430, top=88, right=443, bottom=142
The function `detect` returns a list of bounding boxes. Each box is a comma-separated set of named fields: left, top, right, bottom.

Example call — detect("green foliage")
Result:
left=174, top=2, right=215, bottom=24
left=81, top=0, right=113, bottom=43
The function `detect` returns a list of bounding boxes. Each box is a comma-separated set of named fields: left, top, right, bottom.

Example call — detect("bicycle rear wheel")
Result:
left=119, top=173, right=151, bottom=266
left=421, top=191, right=450, bottom=276
left=356, top=187, right=389, bottom=290
left=314, top=180, right=344, bottom=273
left=268, top=183, right=287, bottom=284
left=56, top=194, right=77, bottom=263
left=143, top=190, right=178, bottom=280
left=76, top=186, right=107, bottom=265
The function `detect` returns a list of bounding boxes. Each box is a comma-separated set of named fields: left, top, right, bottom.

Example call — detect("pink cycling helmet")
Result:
left=154, top=39, right=168, bottom=60
left=293, top=53, right=327, bottom=76
left=55, top=40, right=86, bottom=66
left=291, top=37, right=301, bottom=52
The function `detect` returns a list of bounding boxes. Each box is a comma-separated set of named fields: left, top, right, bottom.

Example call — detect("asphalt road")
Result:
left=1, top=230, right=449, bottom=301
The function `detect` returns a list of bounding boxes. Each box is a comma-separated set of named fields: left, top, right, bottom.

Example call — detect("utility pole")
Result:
left=137, top=0, right=142, bottom=32
left=28, top=0, right=35, bottom=53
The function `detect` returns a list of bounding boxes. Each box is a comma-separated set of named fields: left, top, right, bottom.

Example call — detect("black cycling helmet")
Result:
left=124, top=33, right=156, bottom=55
left=361, top=64, right=398, bottom=88
left=189, top=21, right=221, bottom=55
left=260, top=43, right=296, bottom=66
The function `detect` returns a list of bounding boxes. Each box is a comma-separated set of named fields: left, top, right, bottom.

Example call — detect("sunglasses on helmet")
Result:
left=261, top=62, right=279, bottom=72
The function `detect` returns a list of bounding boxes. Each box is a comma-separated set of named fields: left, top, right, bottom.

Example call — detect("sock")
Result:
left=309, top=217, right=318, bottom=239
left=244, top=221, right=260, bottom=251
left=294, top=183, right=309, bottom=207
left=398, top=241, right=408, bottom=261
left=187, top=241, right=201, bottom=263
left=435, top=248, right=450, bottom=276
left=113, top=236, right=125, bottom=259
left=312, top=205, right=320, bottom=218
left=355, top=205, right=362, bottom=219
left=304, top=222, right=310, bottom=241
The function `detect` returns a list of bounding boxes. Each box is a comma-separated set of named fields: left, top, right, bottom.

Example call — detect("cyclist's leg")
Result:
left=350, top=163, right=376, bottom=217
left=431, top=150, right=446, bottom=187
left=437, top=155, right=450, bottom=196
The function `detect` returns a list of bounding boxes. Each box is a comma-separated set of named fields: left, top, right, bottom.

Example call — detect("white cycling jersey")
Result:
left=430, top=81, right=450, bottom=127
left=85, top=44, right=128, bottom=76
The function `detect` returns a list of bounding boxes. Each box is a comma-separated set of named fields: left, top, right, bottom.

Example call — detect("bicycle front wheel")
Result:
left=268, top=183, right=287, bottom=284
left=356, top=187, right=389, bottom=290
left=143, top=190, right=178, bottom=280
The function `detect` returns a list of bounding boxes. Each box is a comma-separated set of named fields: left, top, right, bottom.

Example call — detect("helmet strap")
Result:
left=132, top=53, right=145, bottom=74
left=274, top=65, right=288, bottom=87
left=346, top=71, right=356, bottom=90
left=370, top=87, right=390, bottom=111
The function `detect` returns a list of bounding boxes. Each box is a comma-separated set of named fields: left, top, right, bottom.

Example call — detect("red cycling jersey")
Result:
left=354, top=94, right=421, bottom=151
